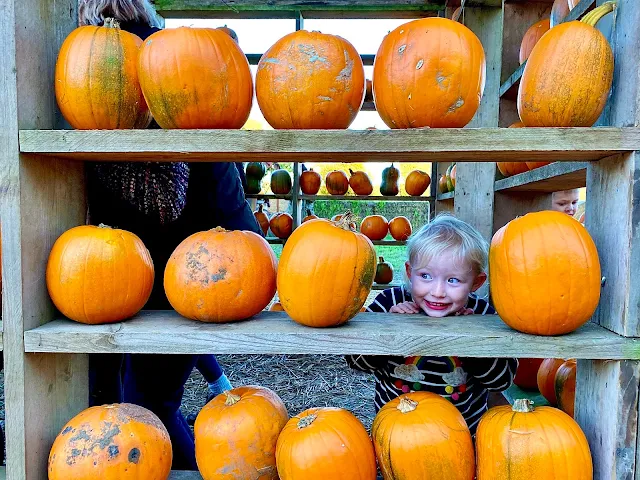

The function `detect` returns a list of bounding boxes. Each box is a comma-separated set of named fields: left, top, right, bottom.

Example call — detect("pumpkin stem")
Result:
left=397, top=397, right=418, bottom=414
left=103, top=17, right=121, bottom=29
left=98, top=223, right=112, bottom=229
left=581, top=1, right=616, bottom=26
left=224, top=391, right=241, bottom=406
left=212, top=226, right=228, bottom=233
left=258, top=204, right=264, bottom=213
left=333, top=211, right=357, bottom=232
left=512, top=399, right=535, bottom=413
left=349, top=169, right=355, bottom=176
left=379, top=256, right=385, bottom=263
left=297, top=414, right=317, bottom=429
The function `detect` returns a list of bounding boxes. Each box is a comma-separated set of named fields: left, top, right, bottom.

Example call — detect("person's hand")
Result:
left=390, top=302, right=420, bottom=314
left=455, top=307, right=474, bottom=316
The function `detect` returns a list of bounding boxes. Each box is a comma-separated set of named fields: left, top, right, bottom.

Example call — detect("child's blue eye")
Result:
left=448, top=278, right=460, bottom=284
left=421, top=273, right=432, bottom=280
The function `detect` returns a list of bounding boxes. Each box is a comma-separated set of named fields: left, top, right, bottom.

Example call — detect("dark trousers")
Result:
left=195, top=354, right=224, bottom=383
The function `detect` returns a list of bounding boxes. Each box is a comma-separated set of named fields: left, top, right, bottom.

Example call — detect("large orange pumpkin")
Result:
left=551, top=0, right=572, bottom=27
left=277, top=215, right=376, bottom=327
left=138, top=27, right=253, bottom=128
left=256, top=31, right=365, bottom=129
left=497, top=121, right=530, bottom=177
left=300, top=169, right=322, bottom=195
left=326, top=170, right=350, bottom=195
left=373, top=17, right=485, bottom=128
left=276, top=407, right=377, bottom=480
left=476, top=399, right=592, bottom=479
left=490, top=211, right=601, bottom=335
left=372, top=393, right=475, bottom=480
left=254, top=204, right=270, bottom=236
left=555, top=359, right=577, bottom=417
left=513, top=358, right=544, bottom=390
left=519, top=19, right=551, bottom=64
left=46, top=225, right=154, bottom=324
left=270, top=213, right=294, bottom=239
left=48, top=403, right=172, bottom=480
left=195, top=386, right=289, bottom=480
left=55, top=19, right=151, bottom=129
left=518, top=3, right=615, bottom=127
left=164, top=228, right=277, bottom=322
left=537, top=358, right=566, bottom=405
left=404, top=170, right=431, bottom=196
left=388, top=216, right=412, bottom=241
left=360, top=215, right=389, bottom=241
left=349, top=169, right=374, bottom=196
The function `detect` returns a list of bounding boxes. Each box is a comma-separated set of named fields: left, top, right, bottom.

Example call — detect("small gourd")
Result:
left=271, top=169, right=292, bottom=195
left=375, top=257, right=394, bottom=284
left=246, top=162, right=266, bottom=194
left=380, top=163, right=399, bottom=196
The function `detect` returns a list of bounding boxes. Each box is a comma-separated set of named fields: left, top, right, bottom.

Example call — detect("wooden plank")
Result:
left=371, top=240, right=406, bottom=245
left=372, top=283, right=401, bottom=290
left=246, top=193, right=293, bottom=200
left=301, top=194, right=433, bottom=202
left=494, top=161, right=587, bottom=192
left=436, top=192, right=454, bottom=201
left=291, top=162, right=302, bottom=228
left=493, top=191, right=551, bottom=233
left=19, top=128, right=640, bottom=163
left=575, top=360, right=640, bottom=480
left=169, top=472, right=202, bottom=480
left=23, top=312, right=640, bottom=359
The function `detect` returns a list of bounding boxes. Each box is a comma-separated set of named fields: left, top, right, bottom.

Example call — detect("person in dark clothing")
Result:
left=79, top=0, right=260, bottom=469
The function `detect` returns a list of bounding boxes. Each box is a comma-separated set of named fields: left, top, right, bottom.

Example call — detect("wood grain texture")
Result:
left=493, top=191, right=551, bottom=233
left=19, top=128, right=640, bottom=163
left=23, top=311, right=640, bottom=358
left=494, top=161, right=587, bottom=192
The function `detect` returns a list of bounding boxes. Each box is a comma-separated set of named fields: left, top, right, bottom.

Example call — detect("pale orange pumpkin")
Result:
left=195, top=386, right=289, bottom=480
left=46, top=225, right=154, bottom=324
left=277, top=215, right=376, bottom=327
left=404, top=170, right=431, bottom=196
left=360, top=215, right=389, bottom=241
left=254, top=204, right=270, bottom=236
left=326, top=170, right=350, bottom=195
left=372, top=393, right=475, bottom=480
left=256, top=31, right=365, bottom=129
left=519, top=19, right=551, bottom=64
left=270, top=213, right=294, bottom=239
left=497, top=121, right=530, bottom=177
left=476, top=399, right=592, bottom=479
left=555, top=359, right=577, bottom=417
left=551, top=0, right=572, bottom=27
left=300, top=169, right=322, bottom=195
left=513, top=358, right=544, bottom=390
left=55, top=19, right=151, bottom=129
left=490, top=211, right=601, bottom=335
left=164, top=227, right=277, bottom=322
left=349, top=169, right=374, bottom=196
left=373, top=17, right=485, bottom=128
left=276, top=407, right=377, bottom=480
left=537, top=358, right=566, bottom=405
left=138, top=27, right=253, bottom=128
left=48, top=403, right=172, bottom=480
left=389, top=216, right=412, bottom=241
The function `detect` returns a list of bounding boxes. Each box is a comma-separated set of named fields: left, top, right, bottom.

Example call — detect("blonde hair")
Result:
left=78, top=0, right=161, bottom=27
left=406, top=214, right=489, bottom=284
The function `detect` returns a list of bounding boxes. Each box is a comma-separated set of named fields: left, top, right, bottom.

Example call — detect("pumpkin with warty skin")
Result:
left=269, top=213, right=293, bottom=239
left=326, top=170, right=349, bottom=195
left=277, top=215, right=376, bottom=327
left=55, top=19, right=151, bottom=129
left=164, top=228, right=277, bottom=323
left=514, top=358, right=544, bottom=390
left=518, top=3, right=615, bottom=127
left=555, top=359, right=577, bottom=417
left=300, top=169, right=321, bottom=195
left=380, top=164, right=399, bottom=196
left=276, top=407, right=377, bottom=480
left=373, top=17, right=485, bottom=129
left=476, top=399, right=592, bottom=480
left=349, top=169, right=374, bottom=196
left=360, top=215, right=389, bottom=241
left=551, top=0, right=572, bottom=27
left=519, top=19, right=551, bottom=64
left=404, top=170, right=431, bottom=196
left=46, top=225, right=154, bottom=324
left=138, top=27, right=253, bottom=129
left=256, top=30, right=365, bottom=129
left=498, top=122, right=530, bottom=177
left=270, top=169, right=292, bottom=195
left=372, top=393, right=475, bottom=480
left=195, top=386, right=288, bottom=480
left=254, top=204, right=270, bottom=236
left=246, top=162, right=266, bottom=194
left=537, top=358, right=565, bottom=405
left=48, top=403, right=172, bottom=480
left=490, top=211, right=601, bottom=335
left=389, top=216, right=412, bottom=241
left=375, top=257, right=394, bottom=285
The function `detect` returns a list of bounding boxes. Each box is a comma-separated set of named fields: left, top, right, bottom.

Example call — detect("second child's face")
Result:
left=406, top=248, right=486, bottom=318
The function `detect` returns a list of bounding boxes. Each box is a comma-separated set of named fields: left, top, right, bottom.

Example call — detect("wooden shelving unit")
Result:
left=494, top=161, right=587, bottom=192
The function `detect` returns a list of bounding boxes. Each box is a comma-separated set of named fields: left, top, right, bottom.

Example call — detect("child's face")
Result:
left=405, top=248, right=486, bottom=317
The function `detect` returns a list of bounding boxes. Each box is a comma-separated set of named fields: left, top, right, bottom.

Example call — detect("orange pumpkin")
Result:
left=256, top=31, right=365, bottom=129
left=326, top=170, right=350, bottom=195
left=438, top=175, right=449, bottom=194
left=269, top=301, right=284, bottom=311
left=48, top=403, right=172, bottom=480
left=360, top=215, right=389, bottom=241
left=372, top=393, right=475, bottom=480
left=254, top=204, right=270, bottom=236
left=276, top=407, right=377, bottom=480
left=300, top=169, right=322, bottom=195
left=164, top=227, right=277, bottom=322
left=195, top=386, right=288, bottom=480
left=497, top=121, right=530, bottom=177
left=518, top=3, right=615, bottom=127
left=476, top=399, right=592, bottom=480
left=270, top=213, right=294, bottom=239
left=555, top=360, right=577, bottom=417
left=537, top=358, right=566, bottom=405
left=490, top=211, right=601, bottom=335
left=373, top=18, right=485, bottom=128
left=302, top=209, right=319, bottom=223
left=138, top=27, right=253, bottom=128
left=55, top=19, right=151, bottom=129
left=551, top=0, right=572, bottom=27
left=277, top=215, right=376, bottom=327
left=513, top=358, right=544, bottom=391
left=449, top=164, right=457, bottom=190
left=46, top=225, right=154, bottom=324
left=526, top=161, right=552, bottom=170
left=519, top=19, right=551, bottom=64
left=404, top=170, right=431, bottom=196
left=389, top=216, right=412, bottom=241
left=349, top=169, right=374, bottom=196
left=375, top=257, right=394, bottom=285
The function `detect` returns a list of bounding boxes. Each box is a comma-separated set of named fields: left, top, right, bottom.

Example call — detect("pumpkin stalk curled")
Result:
left=581, top=1, right=616, bottom=25
left=224, top=391, right=241, bottom=406
left=334, top=211, right=357, bottom=232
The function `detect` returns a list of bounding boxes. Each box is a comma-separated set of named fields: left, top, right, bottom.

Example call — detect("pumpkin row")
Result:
left=49, top=385, right=592, bottom=480
left=48, top=209, right=600, bottom=338
left=247, top=164, right=432, bottom=197
left=56, top=2, right=615, bottom=132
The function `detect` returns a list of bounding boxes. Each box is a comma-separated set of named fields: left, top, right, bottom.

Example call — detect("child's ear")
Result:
left=405, top=262, right=412, bottom=279
left=471, top=272, right=487, bottom=291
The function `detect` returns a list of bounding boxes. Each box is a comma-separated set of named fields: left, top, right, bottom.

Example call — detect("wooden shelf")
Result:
left=246, top=193, right=292, bottom=200
left=437, top=192, right=454, bottom=201
left=371, top=240, right=406, bottom=245
left=266, top=238, right=286, bottom=244
left=300, top=194, right=433, bottom=202
left=502, top=384, right=550, bottom=407
left=19, top=128, right=640, bottom=163
left=372, top=283, right=400, bottom=290
left=495, top=162, right=587, bottom=193
left=169, top=472, right=201, bottom=480
left=24, top=311, right=640, bottom=359
left=361, top=101, right=376, bottom=112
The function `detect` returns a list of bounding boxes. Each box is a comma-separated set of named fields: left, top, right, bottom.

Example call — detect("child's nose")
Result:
left=432, top=280, right=446, bottom=297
